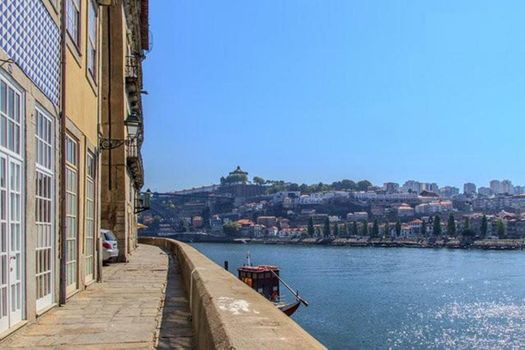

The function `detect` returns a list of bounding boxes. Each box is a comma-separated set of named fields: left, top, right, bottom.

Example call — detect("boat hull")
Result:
left=278, top=301, right=301, bottom=316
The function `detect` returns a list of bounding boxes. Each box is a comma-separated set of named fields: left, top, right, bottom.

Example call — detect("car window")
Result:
left=104, top=231, right=117, bottom=241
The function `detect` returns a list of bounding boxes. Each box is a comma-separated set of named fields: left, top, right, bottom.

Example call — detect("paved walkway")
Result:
left=1, top=244, right=193, bottom=349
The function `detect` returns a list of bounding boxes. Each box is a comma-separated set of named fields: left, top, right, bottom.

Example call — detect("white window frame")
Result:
left=84, top=152, right=95, bottom=283
left=65, top=135, right=78, bottom=294
left=0, top=72, right=25, bottom=333
left=66, top=0, right=81, bottom=47
left=34, top=107, right=54, bottom=311
left=87, top=0, right=98, bottom=78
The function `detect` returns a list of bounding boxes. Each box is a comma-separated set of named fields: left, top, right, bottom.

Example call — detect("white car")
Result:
left=101, top=229, right=119, bottom=262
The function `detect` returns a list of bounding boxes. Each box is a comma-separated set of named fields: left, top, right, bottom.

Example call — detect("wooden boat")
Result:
left=238, top=263, right=308, bottom=317
left=279, top=300, right=301, bottom=316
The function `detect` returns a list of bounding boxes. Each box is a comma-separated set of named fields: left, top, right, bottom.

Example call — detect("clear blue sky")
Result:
left=142, top=1, right=525, bottom=192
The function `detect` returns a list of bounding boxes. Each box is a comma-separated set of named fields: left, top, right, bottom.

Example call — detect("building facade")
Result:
left=0, top=0, right=148, bottom=337
left=99, top=0, right=148, bottom=262
left=62, top=0, right=103, bottom=301
left=0, top=0, right=62, bottom=334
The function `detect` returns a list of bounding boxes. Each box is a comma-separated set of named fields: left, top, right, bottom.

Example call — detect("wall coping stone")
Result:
left=139, top=237, right=326, bottom=350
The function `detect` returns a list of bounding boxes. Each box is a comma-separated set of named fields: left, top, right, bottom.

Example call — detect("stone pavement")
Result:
left=1, top=244, right=193, bottom=349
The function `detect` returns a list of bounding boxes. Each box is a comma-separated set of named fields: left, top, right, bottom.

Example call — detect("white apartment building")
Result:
left=415, top=201, right=453, bottom=215
left=346, top=212, right=369, bottom=221
left=502, top=180, right=514, bottom=195
left=352, top=191, right=417, bottom=202
left=490, top=180, right=502, bottom=194
left=478, top=187, right=493, bottom=196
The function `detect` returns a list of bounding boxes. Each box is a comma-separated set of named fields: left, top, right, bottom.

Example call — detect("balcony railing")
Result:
left=125, top=55, right=139, bottom=81
left=125, top=55, right=142, bottom=114
left=127, top=141, right=144, bottom=189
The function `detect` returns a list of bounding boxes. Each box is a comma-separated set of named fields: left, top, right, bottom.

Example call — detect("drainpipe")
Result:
left=59, top=0, right=68, bottom=306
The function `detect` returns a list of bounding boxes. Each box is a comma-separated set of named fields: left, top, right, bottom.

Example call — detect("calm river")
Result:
left=191, top=243, right=525, bottom=349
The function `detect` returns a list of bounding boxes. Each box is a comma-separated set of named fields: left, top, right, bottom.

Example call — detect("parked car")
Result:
left=101, top=229, right=119, bottom=262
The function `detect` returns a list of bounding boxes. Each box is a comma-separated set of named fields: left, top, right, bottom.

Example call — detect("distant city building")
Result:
left=502, top=180, right=514, bottom=195
left=402, top=180, right=421, bottom=193
left=271, top=191, right=301, bottom=205
left=210, top=215, right=223, bottom=233
left=329, top=216, right=341, bottom=223
left=415, top=201, right=453, bottom=215
left=439, top=186, right=460, bottom=198
left=397, top=204, right=415, bottom=218
left=310, top=213, right=329, bottom=225
left=192, top=216, right=204, bottom=228
left=352, top=191, right=417, bottom=202
left=515, top=186, right=525, bottom=195
left=464, top=183, right=477, bottom=195
left=478, top=187, right=493, bottom=196
left=384, top=182, right=400, bottom=193
left=257, top=216, right=277, bottom=228
left=371, top=205, right=385, bottom=217
left=399, top=219, right=423, bottom=238
left=490, top=180, right=502, bottom=194
left=217, top=167, right=266, bottom=204
left=422, top=183, right=439, bottom=193
left=346, top=212, right=369, bottom=221
left=401, top=181, right=438, bottom=194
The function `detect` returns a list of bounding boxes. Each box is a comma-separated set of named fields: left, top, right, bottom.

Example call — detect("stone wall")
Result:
left=138, top=237, right=326, bottom=350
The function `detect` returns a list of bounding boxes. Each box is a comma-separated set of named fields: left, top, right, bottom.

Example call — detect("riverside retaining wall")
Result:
left=139, top=237, right=326, bottom=350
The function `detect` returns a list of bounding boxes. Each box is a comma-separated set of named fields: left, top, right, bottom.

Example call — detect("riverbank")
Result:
left=141, top=233, right=525, bottom=250
left=249, top=237, right=525, bottom=250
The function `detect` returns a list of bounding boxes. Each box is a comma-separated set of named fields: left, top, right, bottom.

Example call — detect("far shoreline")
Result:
left=142, top=233, right=525, bottom=251
left=246, top=237, right=525, bottom=251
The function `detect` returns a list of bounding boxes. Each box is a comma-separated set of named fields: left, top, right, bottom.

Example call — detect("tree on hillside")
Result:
left=299, top=183, right=309, bottom=193
left=447, top=214, right=456, bottom=237
left=287, top=183, right=300, bottom=191
left=462, top=228, right=476, bottom=238
left=342, top=223, right=349, bottom=236
left=384, top=222, right=390, bottom=237
left=266, top=181, right=286, bottom=194
left=362, top=220, right=369, bottom=236
left=332, top=179, right=357, bottom=191
left=333, top=223, right=340, bottom=237
left=395, top=220, right=402, bottom=237
left=372, top=219, right=379, bottom=237
left=357, top=180, right=373, bottom=191
left=353, top=221, right=358, bottom=236
left=433, top=216, right=442, bottom=236
left=497, top=219, right=506, bottom=239
left=313, top=182, right=331, bottom=193
left=480, top=215, right=488, bottom=238
left=223, top=221, right=241, bottom=236
left=202, top=206, right=211, bottom=228
left=323, top=217, right=331, bottom=237
left=253, top=176, right=266, bottom=185
left=307, top=217, right=315, bottom=237
left=421, top=220, right=427, bottom=236
left=464, top=216, right=471, bottom=232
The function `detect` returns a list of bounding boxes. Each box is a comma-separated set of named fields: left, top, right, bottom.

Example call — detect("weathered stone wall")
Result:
left=139, top=237, right=326, bottom=350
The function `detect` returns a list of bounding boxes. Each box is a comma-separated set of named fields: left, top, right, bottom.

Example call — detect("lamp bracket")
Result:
left=99, top=137, right=131, bottom=151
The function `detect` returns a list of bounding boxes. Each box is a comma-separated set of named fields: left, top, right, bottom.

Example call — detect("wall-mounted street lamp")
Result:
left=135, top=189, right=152, bottom=214
left=99, top=113, right=142, bottom=151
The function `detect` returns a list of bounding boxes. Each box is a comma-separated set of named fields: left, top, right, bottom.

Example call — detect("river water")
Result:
left=191, top=243, right=525, bottom=349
